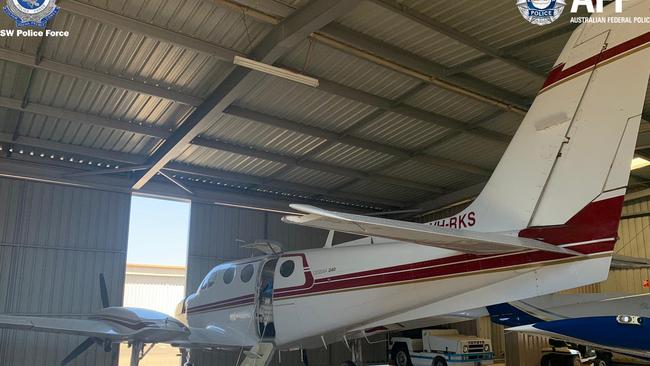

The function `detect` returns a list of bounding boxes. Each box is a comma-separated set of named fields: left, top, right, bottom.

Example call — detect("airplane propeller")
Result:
left=99, top=273, right=110, bottom=308
left=60, top=274, right=113, bottom=366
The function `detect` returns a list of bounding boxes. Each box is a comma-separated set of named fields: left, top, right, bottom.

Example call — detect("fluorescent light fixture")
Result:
left=233, top=56, right=319, bottom=87
left=631, top=157, right=650, bottom=170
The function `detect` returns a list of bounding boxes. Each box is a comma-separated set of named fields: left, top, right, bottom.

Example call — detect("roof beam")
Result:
left=403, top=125, right=650, bottom=218
left=0, top=97, right=172, bottom=139
left=59, top=0, right=242, bottom=62
left=192, top=137, right=444, bottom=193
left=0, top=3, right=517, bottom=146
left=0, top=48, right=203, bottom=106
left=314, top=24, right=531, bottom=114
left=164, top=163, right=403, bottom=208
left=132, top=0, right=363, bottom=190
left=0, top=134, right=404, bottom=208
left=225, top=105, right=491, bottom=176
left=0, top=133, right=146, bottom=164
left=0, top=96, right=454, bottom=190
left=368, top=0, right=546, bottom=78
left=210, top=0, right=532, bottom=114
left=317, top=78, right=512, bottom=144
left=446, top=24, right=577, bottom=76
left=328, top=111, right=506, bottom=196
left=0, top=158, right=303, bottom=214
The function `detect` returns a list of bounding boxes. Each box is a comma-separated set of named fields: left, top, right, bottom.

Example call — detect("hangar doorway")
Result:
left=120, top=195, right=191, bottom=366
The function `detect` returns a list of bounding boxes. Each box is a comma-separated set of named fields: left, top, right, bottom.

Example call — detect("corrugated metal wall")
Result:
left=0, top=177, right=130, bottom=366
left=186, top=203, right=386, bottom=366
left=602, top=199, right=650, bottom=293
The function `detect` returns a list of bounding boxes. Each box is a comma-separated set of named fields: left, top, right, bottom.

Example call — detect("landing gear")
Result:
left=129, top=342, right=143, bottom=366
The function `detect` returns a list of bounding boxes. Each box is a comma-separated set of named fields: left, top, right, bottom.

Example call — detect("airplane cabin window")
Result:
left=223, top=267, right=235, bottom=284
left=280, top=260, right=295, bottom=278
left=240, top=264, right=254, bottom=283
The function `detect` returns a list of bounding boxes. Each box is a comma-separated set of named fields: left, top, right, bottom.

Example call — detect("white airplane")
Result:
left=1, top=2, right=649, bottom=366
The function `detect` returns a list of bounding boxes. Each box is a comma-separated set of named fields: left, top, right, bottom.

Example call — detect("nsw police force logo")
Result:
left=3, top=0, right=59, bottom=28
left=516, top=0, right=566, bottom=26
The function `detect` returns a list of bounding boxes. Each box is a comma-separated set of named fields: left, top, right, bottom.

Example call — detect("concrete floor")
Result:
left=119, top=344, right=181, bottom=366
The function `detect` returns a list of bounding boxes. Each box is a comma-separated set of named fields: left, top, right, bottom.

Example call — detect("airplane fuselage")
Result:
left=181, top=236, right=615, bottom=349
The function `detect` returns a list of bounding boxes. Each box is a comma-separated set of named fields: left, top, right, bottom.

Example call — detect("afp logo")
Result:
left=517, top=0, right=567, bottom=26
left=3, top=0, right=59, bottom=28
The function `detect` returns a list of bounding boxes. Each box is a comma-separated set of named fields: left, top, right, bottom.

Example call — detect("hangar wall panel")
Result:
left=601, top=199, right=650, bottom=293
left=186, top=203, right=386, bottom=366
left=0, top=177, right=130, bottom=366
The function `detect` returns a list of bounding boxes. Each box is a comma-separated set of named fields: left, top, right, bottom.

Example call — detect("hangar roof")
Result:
left=0, top=0, right=648, bottom=215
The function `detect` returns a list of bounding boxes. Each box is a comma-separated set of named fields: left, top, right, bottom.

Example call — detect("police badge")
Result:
left=3, top=0, right=58, bottom=28
left=516, top=0, right=566, bottom=26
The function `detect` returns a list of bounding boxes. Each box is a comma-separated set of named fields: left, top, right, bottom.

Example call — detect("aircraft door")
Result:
left=256, top=258, right=277, bottom=339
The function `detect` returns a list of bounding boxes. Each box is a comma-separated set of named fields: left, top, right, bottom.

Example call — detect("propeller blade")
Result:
left=99, top=273, right=110, bottom=308
left=61, top=337, right=95, bottom=366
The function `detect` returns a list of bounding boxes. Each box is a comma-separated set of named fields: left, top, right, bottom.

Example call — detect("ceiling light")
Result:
left=233, top=56, right=319, bottom=87
left=631, top=157, right=650, bottom=170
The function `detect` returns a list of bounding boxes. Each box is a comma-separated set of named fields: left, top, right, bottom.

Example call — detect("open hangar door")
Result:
left=0, top=177, right=130, bottom=366
left=185, top=202, right=388, bottom=366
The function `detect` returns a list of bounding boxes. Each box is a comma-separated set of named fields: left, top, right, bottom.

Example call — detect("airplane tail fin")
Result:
left=433, top=2, right=650, bottom=251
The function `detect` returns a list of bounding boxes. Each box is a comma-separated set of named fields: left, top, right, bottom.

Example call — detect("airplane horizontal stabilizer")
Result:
left=283, top=204, right=582, bottom=256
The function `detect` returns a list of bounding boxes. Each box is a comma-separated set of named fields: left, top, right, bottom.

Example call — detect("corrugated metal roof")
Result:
left=340, top=179, right=431, bottom=203
left=26, top=69, right=195, bottom=129
left=311, top=142, right=395, bottom=171
left=16, top=110, right=156, bottom=155
left=425, top=134, right=508, bottom=171
left=382, top=159, right=485, bottom=188
left=0, top=60, right=31, bottom=97
left=79, top=0, right=271, bottom=54
left=337, top=1, right=483, bottom=67
left=236, top=75, right=378, bottom=133
left=405, top=84, right=500, bottom=122
left=466, top=59, right=544, bottom=97
left=278, top=166, right=350, bottom=189
left=201, top=113, right=325, bottom=157
left=282, top=39, right=422, bottom=100
left=351, top=111, right=450, bottom=151
left=175, top=144, right=286, bottom=177
left=1, top=0, right=645, bottom=211
left=402, top=0, right=577, bottom=51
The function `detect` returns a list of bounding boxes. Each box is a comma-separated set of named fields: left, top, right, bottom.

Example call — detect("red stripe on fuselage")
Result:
left=276, top=196, right=623, bottom=298
left=542, top=31, right=650, bottom=91
left=274, top=240, right=614, bottom=299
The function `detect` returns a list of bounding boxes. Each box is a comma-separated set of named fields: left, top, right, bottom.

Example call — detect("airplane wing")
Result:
left=0, top=307, right=258, bottom=357
left=283, top=204, right=581, bottom=256
left=0, top=314, right=139, bottom=340
left=507, top=317, right=650, bottom=359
